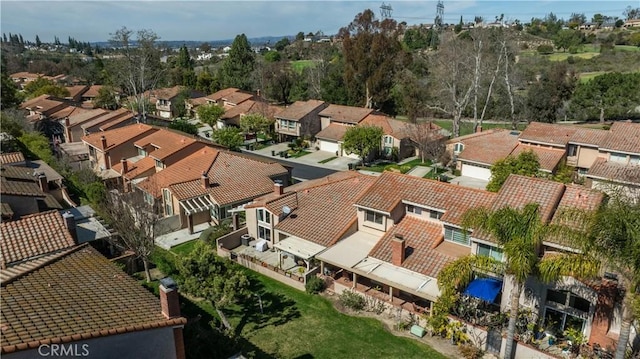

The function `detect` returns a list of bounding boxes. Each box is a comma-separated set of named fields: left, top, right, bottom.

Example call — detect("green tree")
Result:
left=526, top=63, right=576, bottom=123
left=402, top=27, right=430, bottom=50
left=341, top=125, right=384, bottom=164
left=23, top=77, right=70, bottom=99
left=211, top=127, right=244, bottom=151
left=553, top=30, right=582, bottom=52
left=93, top=86, right=118, bottom=110
left=263, top=50, right=281, bottom=62
left=592, top=13, right=605, bottom=27
left=487, top=151, right=540, bottom=192
left=35, top=34, right=41, bottom=47
left=1, top=61, right=21, bottom=109
left=218, top=34, right=255, bottom=90
left=570, top=72, right=640, bottom=123
left=197, top=103, right=225, bottom=127
left=264, top=62, right=296, bottom=104
left=274, top=37, right=290, bottom=51
left=19, top=131, right=54, bottom=163
left=195, top=69, right=218, bottom=94
left=168, top=120, right=198, bottom=135
left=455, top=16, right=464, bottom=33
left=320, top=56, right=348, bottom=105
left=178, top=241, right=251, bottom=330
left=339, top=9, right=406, bottom=110
left=239, top=113, right=273, bottom=137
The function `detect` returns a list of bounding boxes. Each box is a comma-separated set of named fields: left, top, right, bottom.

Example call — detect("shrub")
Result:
left=458, top=344, right=484, bottom=359
left=151, top=249, right=178, bottom=276
left=568, top=46, right=579, bottom=54
left=338, top=289, right=365, bottom=311
left=537, top=44, right=554, bottom=55
left=305, top=276, right=325, bottom=294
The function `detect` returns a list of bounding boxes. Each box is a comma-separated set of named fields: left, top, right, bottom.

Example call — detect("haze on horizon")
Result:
left=0, top=0, right=634, bottom=43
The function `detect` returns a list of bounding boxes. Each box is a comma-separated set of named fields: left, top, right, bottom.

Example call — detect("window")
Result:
left=610, top=152, right=627, bottom=163
left=631, top=155, right=640, bottom=165
left=137, top=147, right=147, bottom=157
left=407, top=205, right=422, bottom=215
left=384, top=136, right=394, bottom=145
left=365, top=210, right=384, bottom=224
left=477, top=243, right=503, bottom=261
left=163, top=189, right=173, bottom=216
left=89, top=146, right=96, bottom=157
left=155, top=159, right=163, bottom=168
left=430, top=210, right=443, bottom=220
left=544, top=289, right=591, bottom=335
left=454, top=143, right=464, bottom=154
left=288, top=120, right=295, bottom=130
left=567, top=144, right=578, bottom=157
left=258, top=224, right=271, bottom=241
left=257, top=208, right=271, bottom=224
left=444, top=226, right=470, bottom=246
left=143, top=192, right=154, bottom=206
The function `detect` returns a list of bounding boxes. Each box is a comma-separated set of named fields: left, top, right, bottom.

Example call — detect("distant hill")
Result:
left=92, top=35, right=294, bottom=49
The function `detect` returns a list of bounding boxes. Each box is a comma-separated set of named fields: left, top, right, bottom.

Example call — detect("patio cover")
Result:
left=179, top=195, right=215, bottom=216
left=316, top=231, right=382, bottom=268
left=463, top=278, right=503, bottom=303
left=273, top=235, right=326, bottom=260
left=352, top=257, right=441, bottom=301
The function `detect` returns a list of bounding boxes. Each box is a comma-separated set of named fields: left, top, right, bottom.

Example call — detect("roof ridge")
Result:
left=296, top=172, right=364, bottom=192
left=1, top=243, right=88, bottom=286
left=7, top=209, right=59, bottom=221
left=382, top=171, right=496, bottom=195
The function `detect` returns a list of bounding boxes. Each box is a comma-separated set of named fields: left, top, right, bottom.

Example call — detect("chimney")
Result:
left=120, top=158, right=128, bottom=175
left=476, top=125, right=482, bottom=133
left=256, top=89, right=261, bottom=98
left=100, top=135, right=107, bottom=151
left=159, top=277, right=181, bottom=319
left=274, top=182, right=284, bottom=195
left=62, top=211, right=78, bottom=244
left=64, top=117, right=72, bottom=142
left=37, top=174, right=48, bottom=192
left=392, top=233, right=406, bottom=266
left=201, top=172, right=210, bottom=189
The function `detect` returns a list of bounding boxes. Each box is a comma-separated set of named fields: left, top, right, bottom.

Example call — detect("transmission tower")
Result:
left=380, top=3, right=393, bottom=19
left=430, top=0, right=444, bottom=49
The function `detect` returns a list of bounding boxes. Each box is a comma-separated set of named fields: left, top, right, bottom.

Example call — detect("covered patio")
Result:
left=178, top=194, right=216, bottom=234
left=273, top=234, right=326, bottom=271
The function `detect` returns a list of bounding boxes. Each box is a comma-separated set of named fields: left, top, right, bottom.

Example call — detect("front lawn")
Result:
left=170, top=240, right=198, bottom=256
left=288, top=150, right=311, bottom=158
left=318, top=156, right=337, bottom=164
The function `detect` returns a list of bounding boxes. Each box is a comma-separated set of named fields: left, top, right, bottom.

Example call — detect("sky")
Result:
left=0, top=1, right=636, bottom=43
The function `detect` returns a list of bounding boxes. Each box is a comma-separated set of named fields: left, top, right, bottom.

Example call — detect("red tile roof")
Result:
left=318, top=104, right=373, bottom=124
left=111, top=156, right=156, bottom=180
left=315, top=123, right=351, bottom=141
left=519, top=122, right=577, bottom=147
left=492, top=175, right=566, bottom=223
left=510, top=143, right=566, bottom=172
left=206, top=87, right=241, bottom=102
left=355, top=172, right=497, bottom=226
left=446, top=129, right=503, bottom=144
left=67, top=108, right=110, bottom=127
left=49, top=105, right=89, bottom=120
left=151, top=85, right=183, bottom=100
left=275, top=100, right=327, bottom=121
left=0, top=244, right=186, bottom=354
left=569, top=127, right=608, bottom=147
left=369, top=216, right=461, bottom=278
left=457, top=129, right=520, bottom=165
left=82, top=124, right=157, bottom=151
left=80, top=108, right=133, bottom=131
left=274, top=173, right=377, bottom=247
left=0, top=211, right=76, bottom=268
left=0, top=152, right=25, bottom=165
left=82, top=85, right=103, bottom=98
left=134, top=129, right=199, bottom=161
left=599, top=122, right=640, bottom=154
left=587, top=157, right=640, bottom=185
left=168, top=152, right=289, bottom=206
left=65, top=85, right=89, bottom=99
left=223, top=91, right=254, bottom=105
left=360, top=114, right=436, bottom=140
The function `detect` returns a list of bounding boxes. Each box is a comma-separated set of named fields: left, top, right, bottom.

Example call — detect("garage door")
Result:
left=461, top=163, right=492, bottom=181
left=319, top=140, right=340, bottom=154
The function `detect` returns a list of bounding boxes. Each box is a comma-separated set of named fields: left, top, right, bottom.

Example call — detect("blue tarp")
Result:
left=463, top=278, right=503, bottom=303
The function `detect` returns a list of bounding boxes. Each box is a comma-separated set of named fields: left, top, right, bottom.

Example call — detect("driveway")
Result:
left=449, top=176, right=489, bottom=190
left=248, top=143, right=357, bottom=172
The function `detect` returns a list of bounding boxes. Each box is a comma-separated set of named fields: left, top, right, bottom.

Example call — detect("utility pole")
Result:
left=380, top=3, right=393, bottom=19
left=430, top=0, right=444, bottom=49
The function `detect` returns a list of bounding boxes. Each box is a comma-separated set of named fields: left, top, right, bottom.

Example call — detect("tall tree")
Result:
left=341, top=125, right=383, bottom=164
left=93, top=86, right=118, bottom=110
left=179, top=242, right=250, bottom=331
left=197, top=103, right=225, bottom=127
left=623, top=6, right=640, bottom=20
left=23, top=77, right=70, bottom=99
left=218, top=34, right=255, bottom=90
left=108, top=27, right=164, bottom=122
left=1, top=57, right=21, bottom=110
left=407, top=121, right=444, bottom=163
left=264, top=61, right=296, bottom=104
left=526, top=63, right=576, bottom=123
left=35, top=35, right=41, bottom=47
left=487, top=151, right=540, bottom=192
left=211, top=127, right=244, bottom=151
left=570, top=72, right=640, bottom=123
left=460, top=203, right=600, bottom=359
left=339, top=9, right=406, bottom=110
left=239, top=113, right=273, bottom=138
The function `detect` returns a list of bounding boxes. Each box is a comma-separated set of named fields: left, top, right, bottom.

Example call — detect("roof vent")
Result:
left=509, top=131, right=520, bottom=136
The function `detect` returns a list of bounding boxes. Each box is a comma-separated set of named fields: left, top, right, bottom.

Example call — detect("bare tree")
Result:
left=103, top=189, right=163, bottom=282
left=427, top=34, right=474, bottom=138
left=407, top=121, right=445, bottom=163
left=109, top=27, right=164, bottom=122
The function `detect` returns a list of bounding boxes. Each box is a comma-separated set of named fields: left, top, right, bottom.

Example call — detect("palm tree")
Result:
left=458, top=203, right=600, bottom=359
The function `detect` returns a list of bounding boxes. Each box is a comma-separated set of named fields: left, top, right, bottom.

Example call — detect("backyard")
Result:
left=148, top=243, right=450, bottom=359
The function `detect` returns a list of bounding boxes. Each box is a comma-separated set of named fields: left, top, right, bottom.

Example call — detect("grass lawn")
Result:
left=170, top=240, right=198, bottom=256
left=318, top=156, right=337, bottom=164
left=291, top=60, right=317, bottom=74
left=615, top=45, right=640, bottom=52
left=423, top=166, right=447, bottom=180
left=547, top=52, right=599, bottom=61
left=579, top=71, right=607, bottom=83
left=288, top=150, right=311, bottom=158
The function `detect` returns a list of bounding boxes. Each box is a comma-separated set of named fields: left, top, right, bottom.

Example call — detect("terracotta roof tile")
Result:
left=458, top=130, right=520, bottom=165
left=446, top=129, right=503, bottom=144
left=492, top=175, right=565, bottom=223
left=222, top=91, right=254, bottom=105
left=369, top=216, right=461, bottom=277
left=80, top=108, right=133, bottom=131
left=168, top=152, right=288, bottom=206
left=356, top=172, right=497, bottom=226
left=318, top=104, right=373, bottom=124
left=315, top=123, right=351, bottom=141
left=206, top=87, right=240, bottom=102
left=519, top=122, right=577, bottom=147
left=510, top=143, right=566, bottom=172
left=67, top=108, right=110, bottom=127
left=360, top=114, right=433, bottom=139
left=134, top=129, right=199, bottom=161
left=275, top=100, right=327, bottom=121
left=599, top=122, right=640, bottom=154
left=0, top=152, right=25, bottom=165
left=82, top=85, right=103, bottom=99
left=587, top=157, right=640, bottom=185
left=1, top=203, right=14, bottom=218
left=275, top=173, right=377, bottom=247
left=82, top=124, right=157, bottom=151
left=1, top=245, right=186, bottom=354
left=0, top=211, right=76, bottom=268
left=65, top=85, right=88, bottom=99
left=151, top=86, right=183, bottom=100
left=49, top=106, right=89, bottom=121
left=569, top=128, right=608, bottom=147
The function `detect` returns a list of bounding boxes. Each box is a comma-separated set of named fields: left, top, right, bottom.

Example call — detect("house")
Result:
left=9, top=72, right=64, bottom=90
left=134, top=147, right=290, bottom=233
left=0, top=240, right=186, bottom=359
left=315, top=104, right=374, bottom=157
left=62, top=108, right=111, bottom=143
left=0, top=165, right=63, bottom=219
left=64, top=85, right=89, bottom=102
left=151, top=86, right=205, bottom=119
left=80, top=108, right=136, bottom=135
left=231, top=171, right=626, bottom=354
left=623, top=19, right=640, bottom=28
left=275, top=100, right=328, bottom=142
left=80, top=85, right=108, bottom=107
left=217, top=99, right=281, bottom=129
left=20, top=94, right=70, bottom=122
